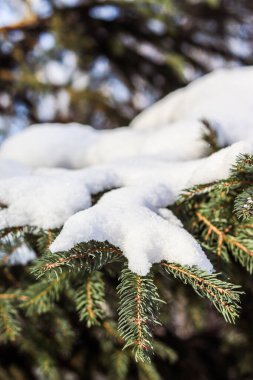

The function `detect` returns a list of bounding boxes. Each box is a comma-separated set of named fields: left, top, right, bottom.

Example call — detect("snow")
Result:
left=8, top=244, right=36, bottom=265
left=0, top=141, right=250, bottom=233
left=50, top=184, right=212, bottom=275
left=1, top=66, right=253, bottom=274
left=131, top=66, right=253, bottom=146
left=187, top=141, right=253, bottom=186
left=0, top=120, right=208, bottom=168
left=0, top=159, right=31, bottom=179
left=0, top=123, right=99, bottom=169
left=0, top=166, right=119, bottom=229
left=49, top=141, right=252, bottom=275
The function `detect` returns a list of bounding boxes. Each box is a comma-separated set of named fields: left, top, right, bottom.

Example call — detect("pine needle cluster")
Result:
left=1, top=154, right=253, bottom=378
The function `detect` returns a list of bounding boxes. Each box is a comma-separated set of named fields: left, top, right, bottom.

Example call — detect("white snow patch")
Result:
left=0, top=121, right=208, bottom=168
left=8, top=244, right=36, bottom=265
left=49, top=142, right=252, bottom=275
left=0, top=123, right=99, bottom=169
left=131, top=66, right=253, bottom=146
left=50, top=184, right=213, bottom=275
left=0, top=166, right=119, bottom=230
left=1, top=67, right=253, bottom=274
left=0, top=159, right=31, bottom=179
left=0, top=139, right=251, bottom=273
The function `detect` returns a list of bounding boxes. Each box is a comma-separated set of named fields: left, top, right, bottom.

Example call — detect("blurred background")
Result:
left=1, top=1, right=253, bottom=379
left=0, top=0, right=253, bottom=136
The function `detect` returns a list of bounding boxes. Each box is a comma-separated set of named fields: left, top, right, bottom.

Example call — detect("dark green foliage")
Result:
left=0, top=299, right=20, bottom=342
left=0, top=158, right=252, bottom=377
left=36, top=229, right=61, bottom=255
left=0, top=225, right=243, bottom=371
left=1, top=1, right=253, bottom=378
left=161, top=262, right=241, bottom=323
left=234, top=188, right=253, bottom=220
left=153, top=341, right=177, bottom=363
left=177, top=154, right=253, bottom=274
left=117, top=265, right=163, bottom=362
left=109, top=351, right=129, bottom=380
left=21, top=273, right=68, bottom=315
left=32, top=240, right=122, bottom=279
left=74, top=271, right=105, bottom=327
left=138, top=361, right=162, bottom=380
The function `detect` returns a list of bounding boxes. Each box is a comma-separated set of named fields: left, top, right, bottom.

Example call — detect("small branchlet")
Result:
left=75, top=271, right=105, bottom=327
left=231, top=154, right=253, bottom=178
left=21, top=273, right=68, bottom=315
left=117, top=264, right=164, bottom=362
left=0, top=299, right=21, bottom=342
left=161, top=262, right=241, bottom=323
left=32, top=240, right=122, bottom=279
left=234, top=188, right=253, bottom=220
left=201, top=119, right=220, bottom=153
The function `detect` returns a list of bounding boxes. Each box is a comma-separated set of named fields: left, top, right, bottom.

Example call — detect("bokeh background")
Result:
left=1, top=1, right=253, bottom=379
left=0, top=0, right=253, bottom=136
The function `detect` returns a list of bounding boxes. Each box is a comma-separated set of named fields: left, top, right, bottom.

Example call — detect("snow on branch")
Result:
left=0, top=67, right=253, bottom=275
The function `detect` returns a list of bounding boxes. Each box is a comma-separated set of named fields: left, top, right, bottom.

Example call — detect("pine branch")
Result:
left=109, top=351, right=129, bottom=380
left=179, top=154, right=253, bottom=204
left=75, top=271, right=105, bottom=327
left=153, top=341, right=178, bottom=363
left=103, top=320, right=125, bottom=345
left=231, top=154, right=253, bottom=178
left=32, top=241, right=122, bottom=279
left=103, top=320, right=174, bottom=377
left=36, top=229, right=60, bottom=255
left=161, top=262, right=241, bottom=323
left=234, top=188, right=253, bottom=220
left=178, top=179, right=252, bottom=204
left=35, top=352, right=60, bottom=380
left=138, top=361, right=162, bottom=380
left=0, top=299, right=20, bottom=342
left=0, top=293, right=28, bottom=301
left=196, top=211, right=253, bottom=272
left=21, top=273, right=67, bottom=315
left=117, top=265, right=164, bottom=362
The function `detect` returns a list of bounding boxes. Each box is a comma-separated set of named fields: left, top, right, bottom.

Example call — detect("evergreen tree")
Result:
left=1, top=1, right=253, bottom=380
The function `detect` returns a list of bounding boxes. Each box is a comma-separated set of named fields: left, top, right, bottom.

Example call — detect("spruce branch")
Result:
left=32, top=241, right=122, bottom=279
left=109, top=351, right=129, bottom=380
left=179, top=154, right=253, bottom=204
left=36, top=229, right=60, bottom=255
left=138, top=361, right=162, bottom=380
left=103, top=320, right=125, bottom=345
left=21, top=273, right=67, bottom=315
left=104, top=320, right=171, bottom=380
left=196, top=211, right=253, bottom=272
left=0, top=299, right=21, bottom=342
left=231, top=153, right=253, bottom=178
left=234, top=188, right=253, bottom=220
left=0, top=293, right=28, bottom=301
left=161, top=262, right=241, bottom=323
left=117, top=265, right=164, bottom=362
left=153, top=341, right=178, bottom=363
left=178, top=179, right=252, bottom=204
left=75, top=271, right=105, bottom=327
